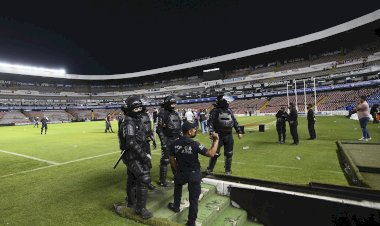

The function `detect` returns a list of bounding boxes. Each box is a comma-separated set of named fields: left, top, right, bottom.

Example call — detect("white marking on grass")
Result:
left=319, top=170, right=344, bottom=174
left=0, top=151, right=119, bottom=178
left=0, top=165, right=57, bottom=178
left=0, top=149, right=59, bottom=165
left=58, top=151, right=119, bottom=165
left=266, top=165, right=302, bottom=170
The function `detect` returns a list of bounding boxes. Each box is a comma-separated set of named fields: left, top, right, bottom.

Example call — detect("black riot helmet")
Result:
left=215, top=95, right=234, bottom=108
left=163, top=95, right=177, bottom=111
left=122, top=95, right=143, bottom=117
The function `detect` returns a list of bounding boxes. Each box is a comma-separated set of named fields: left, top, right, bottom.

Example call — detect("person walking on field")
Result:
left=275, top=107, right=288, bottom=144
left=357, top=96, right=371, bottom=141
left=307, top=104, right=316, bottom=140
left=41, top=116, right=48, bottom=135
left=206, top=95, right=243, bottom=175
left=288, top=103, right=299, bottom=145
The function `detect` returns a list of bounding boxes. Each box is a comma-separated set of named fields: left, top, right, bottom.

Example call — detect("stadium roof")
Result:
left=0, top=2, right=379, bottom=76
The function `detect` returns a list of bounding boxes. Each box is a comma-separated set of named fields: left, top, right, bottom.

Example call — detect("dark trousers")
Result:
left=308, top=121, right=316, bottom=139
left=276, top=123, right=286, bottom=142
left=289, top=122, right=299, bottom=144
left=207, top=133, right=234, bottom=172
left=173, top=170, right=202, bottom=225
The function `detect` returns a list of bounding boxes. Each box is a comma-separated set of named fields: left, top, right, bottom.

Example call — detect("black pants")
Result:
left=276, top=123, right=286, bottom=142
left=308, top=121, right=316, bottom=139
left=173, top=170, right=202, bottom=225
left=289, top=122, right=299, bottom=144
left=159, top=136, right=179, bottom=183
left=207, top=133, right=234, bottom=172
left=41, top=124, right=47, bottom=134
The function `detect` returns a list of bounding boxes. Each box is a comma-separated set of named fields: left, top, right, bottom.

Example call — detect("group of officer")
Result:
left=275, top=102, right=316, bottom=145
left=114, top=94, right=242, bottom=225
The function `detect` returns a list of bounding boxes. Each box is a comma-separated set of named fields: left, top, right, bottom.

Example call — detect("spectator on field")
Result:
left=185, top=109, right=194, bottom=122
left=105, top=113, right=113, bottom=133
left=41, top=116, right=48, bottom=135
left=370, top=104, right=379, bottom=124
left=199, top=109, right=208, bottom=134
left=34, top=117, right=39, bottom=128
left=357, top=96, right=371, bottom=141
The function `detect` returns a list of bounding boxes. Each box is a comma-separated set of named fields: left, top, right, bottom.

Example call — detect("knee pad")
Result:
left=139, top=173, right=151, bottom=185
left=160, top=158, right=170, bottom=165
left=224, top=151, right=233, bottom=158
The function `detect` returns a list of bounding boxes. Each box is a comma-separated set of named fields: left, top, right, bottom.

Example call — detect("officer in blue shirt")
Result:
left=167, top=121, right=219, bottom=226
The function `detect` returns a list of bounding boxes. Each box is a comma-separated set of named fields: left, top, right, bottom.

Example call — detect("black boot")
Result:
left=126, top=186, right=136, bottom=208
left=147, top=183, right=157, bottom=191
left=158, top=165, right=168, bottom=187
left=135, top=186, right=152, bottom=219
left=224, top=157, right=232, bottom=175
left=206, top=155, right=218, bottom=174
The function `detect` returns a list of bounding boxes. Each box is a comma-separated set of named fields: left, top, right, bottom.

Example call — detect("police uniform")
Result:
left=117, top=113, right=123, bottom=132
left=118, top=96, right=152, bottom=219
left=276, top=108, right=288, bottom=143
left=288, top=104, right=299, bottom=145
left=307, top=106, right=316, bottom=139
left=156, top=96, right=182, bottom=186
left=141, top=110, right=156, bottom=155
left=207, top=96, right=242, bottom=174
left=169, top=131, right=208, bottom=226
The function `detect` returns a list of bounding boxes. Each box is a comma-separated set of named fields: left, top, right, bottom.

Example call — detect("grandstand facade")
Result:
left=0, top=10, right=379, bottom=124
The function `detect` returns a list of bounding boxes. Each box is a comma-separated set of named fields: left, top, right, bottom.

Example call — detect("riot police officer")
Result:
left=206, top=95, right=243, bottom=175
left=156, top=95, right=182, bottom=186
left=288, top=102, right=299, bottom=145
left=140, top=105, right=157, bottom=190
left=117, top=96, right=153, bottom=219
left=276, top=107, right=288, bottom=144
left=167, top=121, right=219, bottom=226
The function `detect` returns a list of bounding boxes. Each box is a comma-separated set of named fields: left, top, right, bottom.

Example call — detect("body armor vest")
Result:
left=164, top=111, right=181, bottom=136
left=215, top=109, right=234, bottom=133
left=140, top=112, right=152, bottom=136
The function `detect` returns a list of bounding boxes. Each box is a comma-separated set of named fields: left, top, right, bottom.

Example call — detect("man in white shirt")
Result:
left=185, top=108, right=194, bottom=122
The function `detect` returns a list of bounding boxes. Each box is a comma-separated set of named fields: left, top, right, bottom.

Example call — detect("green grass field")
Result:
left=0, top=116, right=379, bottom=225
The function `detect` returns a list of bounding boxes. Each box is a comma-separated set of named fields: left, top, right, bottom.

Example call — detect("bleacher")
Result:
left=0, top=111, right=30, bottom=125
left=42, top=110, right=74, bottom=122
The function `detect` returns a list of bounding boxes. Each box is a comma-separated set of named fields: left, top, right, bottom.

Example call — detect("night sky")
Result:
left=0, top=1, right=378, bottom=75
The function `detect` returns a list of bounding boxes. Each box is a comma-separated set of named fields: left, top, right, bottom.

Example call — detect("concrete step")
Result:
left=172, top=185, right=229, bottom=226
left=153, top=183, right=217, bottom=221
left=208, top=205, right=263, bottom=226
left=114, top=182, right=261, bottom=226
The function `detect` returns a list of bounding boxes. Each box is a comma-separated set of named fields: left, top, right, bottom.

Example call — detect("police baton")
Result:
left=113, top=150, right=126, bottom=169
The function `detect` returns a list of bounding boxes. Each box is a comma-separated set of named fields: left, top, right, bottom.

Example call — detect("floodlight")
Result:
left=203, top=68, right=220, bottom=72
left=0, top=62, right=66, bottom=76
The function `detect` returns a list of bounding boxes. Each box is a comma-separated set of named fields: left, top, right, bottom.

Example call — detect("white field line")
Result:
left=319, top=170, right=344, bottom=174
left=266, top=164, right=302, bottom=170
left=0, top=149, right=59, bottom=165
left=58, top=151, right=119, bottom=165
left=0, top=151, right=119, bottom=179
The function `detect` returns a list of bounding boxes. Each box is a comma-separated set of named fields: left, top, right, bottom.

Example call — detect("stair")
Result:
left=114, top=182, right=262, bottom=226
